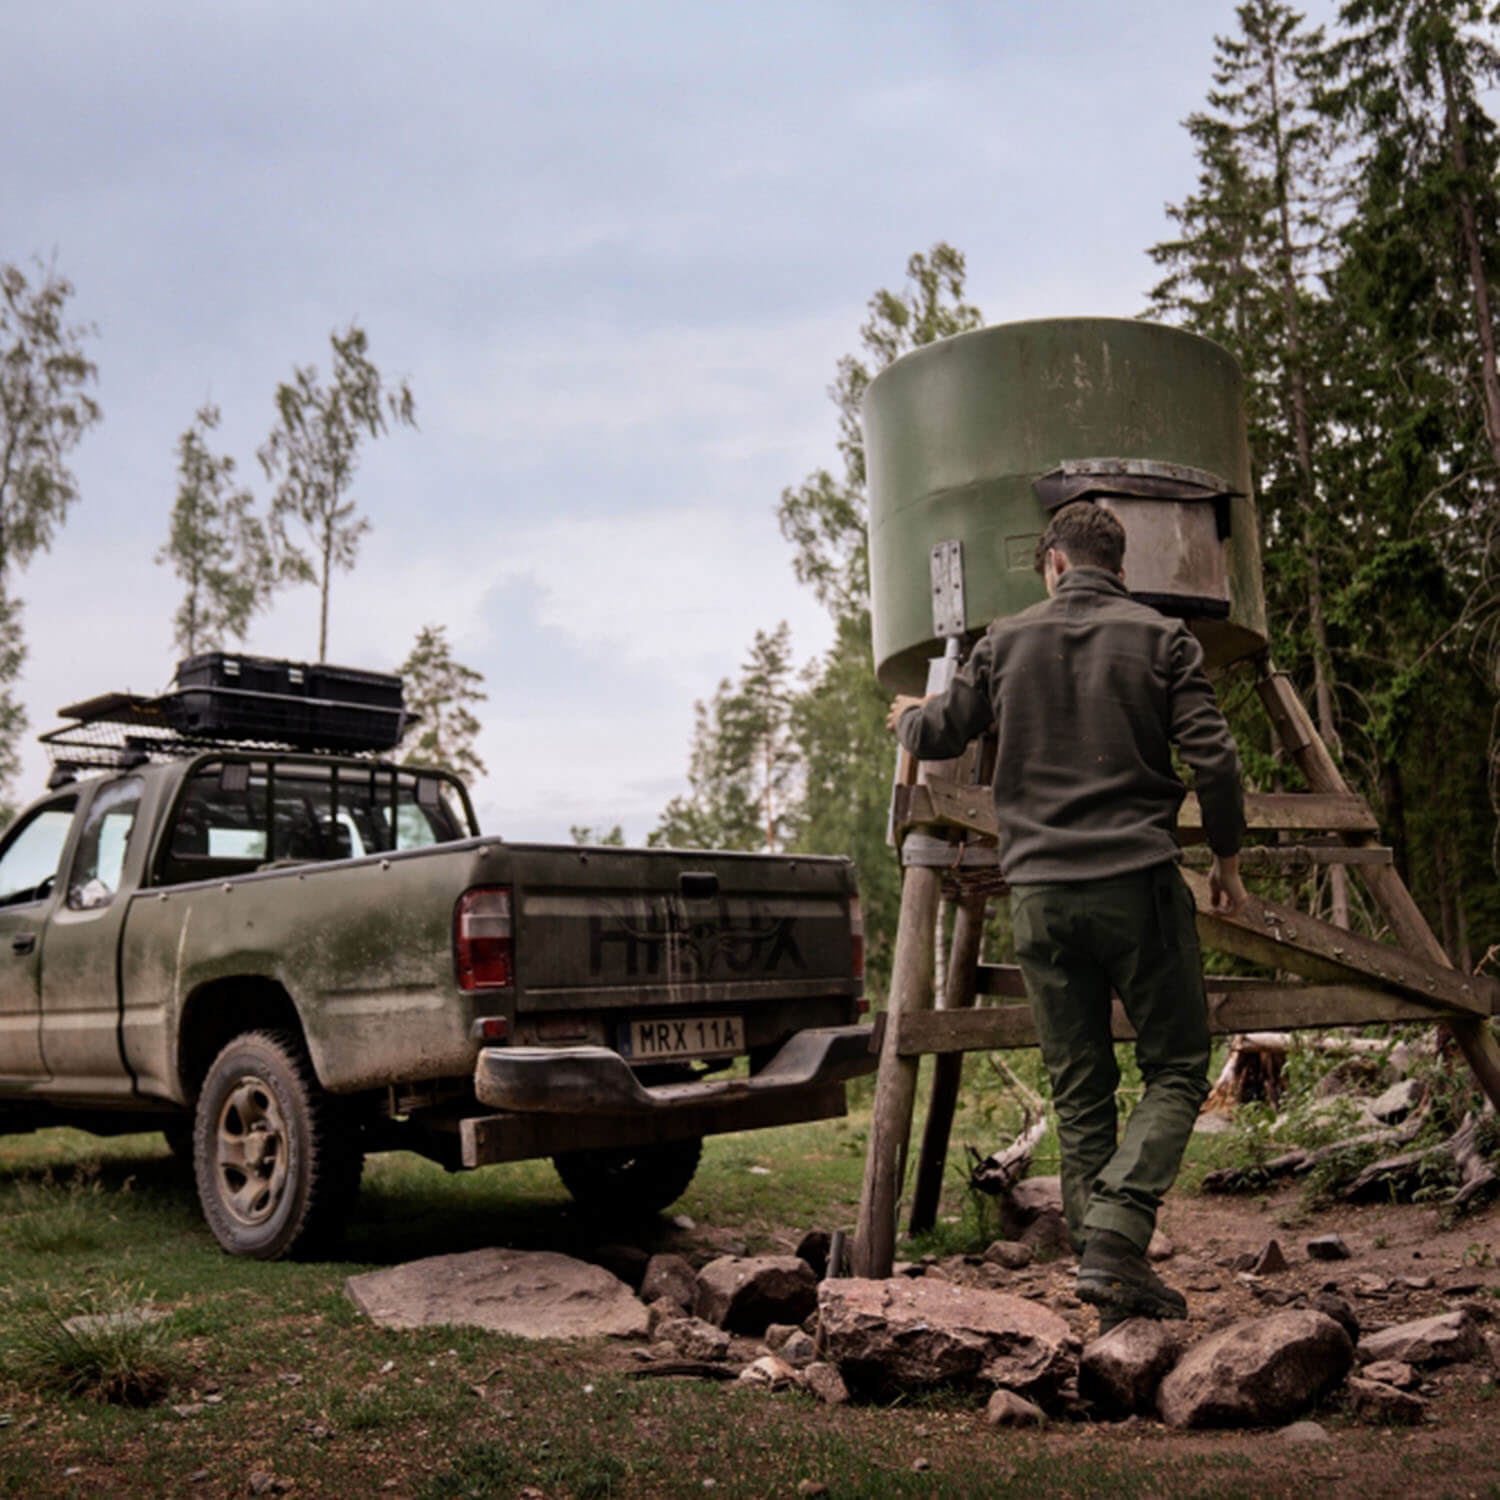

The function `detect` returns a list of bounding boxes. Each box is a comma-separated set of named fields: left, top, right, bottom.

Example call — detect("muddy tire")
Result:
left=193, top=1029, right=363, bottom=1259
left=553, top=1137, right=702, bottom=1218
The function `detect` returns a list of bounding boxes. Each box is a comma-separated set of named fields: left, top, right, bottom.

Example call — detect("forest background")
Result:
left=3, top=0, right=1499, bottom=995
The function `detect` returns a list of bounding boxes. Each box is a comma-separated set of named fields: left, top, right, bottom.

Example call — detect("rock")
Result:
left=1252, top=1240, right=1290, bottom=1276
left=763, top=1323, right=798, bottom=1350
left=984, top=1389, right=1046, bottom=1427
left=248, top=1476, right=275, bottom=1497
left=780, top=1330, right=817, bottom=1367
left=796, top=1483, right=828, bottom=1498
left=589, top=1243, right=649, bottom=1289
left=1079, top=1318, right=1183, bottom=1414
left=344, top=1249, right=650, bottom=1339
left=1400, top=1275, right=1436, bottom=1292
left=1484, top=1331, right=1500, bottom=1369
left=1019, top=1209, right=1074, bottom=1261
left=1347, top=1376, right=1426, bottom=1426
left=1156, top=1311, right=1354, bottom=1430
left=1370, top=1078, right=1423, bottom=1122
left=641, top=1254, right=699, bottom=1312
left=1307, top=1234, right=1351, bottom=1262
left=695, top=1256, right=818, bottom=1335
left=1008, top=1176, right=1063, bottom=1221
left=795, top=1230, right=832, bottom=1278
left=799, top=1362, right=849, bottom=1405
left=1278, top=1420, right=1332, bottom=1444
left=1358, top=1310, right=1483, bottom=1368
left=1147, top=1231, right=1175, bottom=1262
left=1312, top=1292, right=1360, bottom=1346
left=817, top=1277, right=1077, bottom=1400
left=646, top=1298, right=682, bottom=1334
left=737, top=1355, right=796, bottom=1389
left=1364, top=1359, right=1417, bottom=1388
left=656, top=1316, right=731, bottom=1363
left=983, top=1240, right=1033, bottom=1271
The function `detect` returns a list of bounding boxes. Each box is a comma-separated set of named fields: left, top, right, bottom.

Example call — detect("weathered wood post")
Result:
left=851, top=862, right=942, bottom=1277
left=908, top=889, right=988, bottom=1234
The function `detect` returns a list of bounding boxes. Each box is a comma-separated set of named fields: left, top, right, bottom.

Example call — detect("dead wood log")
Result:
left=1343, top=1112, right=1498, bottom=1208
left=1204, top=1033, right=1289, bottom=1113
left=967, top=1110, right=1048, bottom=1196
left=1200, top=1101, right=1431, bottom=1193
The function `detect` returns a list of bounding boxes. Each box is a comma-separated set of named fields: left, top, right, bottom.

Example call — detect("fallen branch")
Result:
left=967, top=1110, right=1048, bottom=1196
left=1200, top=1099, right=1431, bottom=1194
left=626, top=1361, right=739, bottom=1381
left=1343, top=1112, right=1498, bottom=1208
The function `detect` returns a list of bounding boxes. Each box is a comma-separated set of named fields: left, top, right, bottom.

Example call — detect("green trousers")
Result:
left=1010, top=863, right=1210, bottom=1254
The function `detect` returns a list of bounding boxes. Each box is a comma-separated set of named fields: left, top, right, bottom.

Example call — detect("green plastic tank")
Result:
left=864, top=317, right=1269, bottom=693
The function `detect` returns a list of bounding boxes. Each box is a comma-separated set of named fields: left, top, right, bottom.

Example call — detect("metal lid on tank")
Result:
left=1033, top=458, right=1239, bottom=623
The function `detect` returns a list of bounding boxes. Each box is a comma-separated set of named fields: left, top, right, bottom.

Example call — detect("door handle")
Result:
left=11, top=933, right=35, bottom=955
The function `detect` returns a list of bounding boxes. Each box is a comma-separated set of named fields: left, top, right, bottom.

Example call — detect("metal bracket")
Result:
left=930, top=539, right=966, bottom=639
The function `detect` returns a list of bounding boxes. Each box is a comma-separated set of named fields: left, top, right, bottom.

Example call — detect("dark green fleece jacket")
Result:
left=897, top=566, right=1244, bottom=884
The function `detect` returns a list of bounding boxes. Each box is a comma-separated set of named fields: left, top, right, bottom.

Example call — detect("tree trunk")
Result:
left=319, top=526, right=332, bottom=664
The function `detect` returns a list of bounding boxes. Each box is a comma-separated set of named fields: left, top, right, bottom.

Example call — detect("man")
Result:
left=886, top=500, right=1246, bottom=1329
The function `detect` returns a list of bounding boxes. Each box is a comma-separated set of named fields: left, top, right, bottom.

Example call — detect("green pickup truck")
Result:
left=0, top=676, right=871, bottom=1258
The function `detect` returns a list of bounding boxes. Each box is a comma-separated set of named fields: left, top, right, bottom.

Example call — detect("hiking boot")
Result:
left=1076, top=1229, right=1187, bottom=1322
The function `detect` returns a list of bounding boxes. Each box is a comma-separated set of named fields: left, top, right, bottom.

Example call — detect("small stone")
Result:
left=249, top=1475, right=275, bottom=1497
left=780, top=1330, right=817, bottom=1367
left=1079, top=1318, right=1183, bottom=1414
left=188, top=1473, right=210, bottom=1484
left=672, top=1214, right=696, bottom=1231
left=984, top=1388, right=1045, bottom=1427
left=763, top=1323, right=797, bottom=1350
left=657, top=1316, right=732, bottom=1363
left=1400, top=1275, right=1436, bottom=1292
left=800, top=1361, right=850, bottom=1405
left=1364, top=1359, right=1417, bottom=1389
left=983, top=1239, right=1033, bottom=1271
left=747, top=1165, right=771, bottom=1175
left=171, top=1402, right=206, bottom=1417
left=1358, top=1310, right=1483, bottom=1368
left=641, top=1254, right=699, bottom=1313
left=796, top=1482, right=829, bottom=1498
left=1252, top=1240, right=1290, bottom=1275
left=1370, top=1079, right=1423, bottom=1122
left=1312, top=1292, right=1361, bottom=1346
left=1347, top=1376, right=1426, bottom=1426
left=1278, top=1419, right=1332, bottom=1444
left=1308, top=1234, right=1352, bottom=1262
left=911, top=1458, right=931, bottom=1472
left=1147, top=1231, right=1175, bottom=1262
left=276, top=1372, right=303, bottom=1387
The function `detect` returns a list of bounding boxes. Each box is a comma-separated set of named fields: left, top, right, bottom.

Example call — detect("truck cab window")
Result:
left=68, top=778, right=143, bottom=910
left=0, top=798, right=78, bottom=906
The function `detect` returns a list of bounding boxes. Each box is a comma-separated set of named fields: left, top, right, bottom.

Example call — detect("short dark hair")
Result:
left=1034, top=501, right=1126, bottom=575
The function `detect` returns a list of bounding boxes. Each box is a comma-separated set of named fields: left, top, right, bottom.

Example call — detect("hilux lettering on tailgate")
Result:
left=587, top=897, right=805, bottom=979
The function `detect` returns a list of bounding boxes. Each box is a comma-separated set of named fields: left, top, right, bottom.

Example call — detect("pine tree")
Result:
left=718, top=623, right=801, bottom=852
left=158, top=404, right=275, bottom=656
left=398, top=624, right=487, bottom=781
left=259, top=323, right=416, bottom=662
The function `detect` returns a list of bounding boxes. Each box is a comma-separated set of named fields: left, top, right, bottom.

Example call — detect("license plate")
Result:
left=619, top=1014, right=744, bottom=1060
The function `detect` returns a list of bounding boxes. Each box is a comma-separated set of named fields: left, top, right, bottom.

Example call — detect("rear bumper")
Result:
left=472, top=1022, right=879, bottom=1115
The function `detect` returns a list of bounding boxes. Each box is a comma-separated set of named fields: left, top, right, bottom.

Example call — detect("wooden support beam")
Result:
left=852, top=864, right=942, bottom=1279
left=895, top=982, right=1451, bottom=1058
left=1183, top=868, right=1497, bottom=1017
left=909, top=891, right=987, bottom=1235
left=1180, top=843, right=1393, bottom=871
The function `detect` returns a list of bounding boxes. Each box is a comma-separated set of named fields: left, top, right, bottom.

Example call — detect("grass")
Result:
left=1, top=1074, right=1492, bottom=1498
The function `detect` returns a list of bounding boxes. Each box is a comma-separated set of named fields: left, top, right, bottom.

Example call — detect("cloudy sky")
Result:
left=4, top=0, right=1338, bottom=841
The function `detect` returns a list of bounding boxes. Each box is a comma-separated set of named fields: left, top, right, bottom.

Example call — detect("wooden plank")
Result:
left=975, top=962, right=1028, bottom=997
left=1183, top=869, right=1498, bottom=1017
left=895, top=983, right=1448, bottom=1057
left=1180, top=843, right=1393, bottom=870
left=898, top=778, right=1379, bottom=845
left=1178, top=790, right=1379, bottom=836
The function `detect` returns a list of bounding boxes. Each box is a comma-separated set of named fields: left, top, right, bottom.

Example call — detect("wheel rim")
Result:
left=213, top=1074, right=291, bottom=1227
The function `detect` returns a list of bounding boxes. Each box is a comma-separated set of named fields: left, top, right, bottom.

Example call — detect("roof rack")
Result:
left=42, top=656, right=414, bottom=774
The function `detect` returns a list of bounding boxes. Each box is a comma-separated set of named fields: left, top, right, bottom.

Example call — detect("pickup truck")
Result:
left=0, top=732, right=871, bottom=1258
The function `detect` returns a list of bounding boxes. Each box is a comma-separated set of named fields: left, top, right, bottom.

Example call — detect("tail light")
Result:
left=455, top=886, right=513, bottom=990
left=849, top=895, right=865, bottom=985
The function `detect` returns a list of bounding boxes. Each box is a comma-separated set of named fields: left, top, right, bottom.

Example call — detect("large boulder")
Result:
left=1079, top=1318, right=1183, bottom=1414
left=1156, top=1311, right=1353, bottom=1429
left=695, top=1255, right=818, bottom=1335
left=817, top=1277, right=1077, bottom=1401
left=345, top=1249, right=650, bottom=1339
left=1357, top=1310, right=1483, bottom=1368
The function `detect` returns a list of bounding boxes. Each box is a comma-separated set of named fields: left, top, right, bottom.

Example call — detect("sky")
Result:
left=3, top=0, right=1340, bottom=842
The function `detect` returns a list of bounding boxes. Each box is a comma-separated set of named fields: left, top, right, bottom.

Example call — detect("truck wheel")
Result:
left=553, top=1137, right=702, bottom=1218
left=193, top=1029, right=363, bottom=1259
